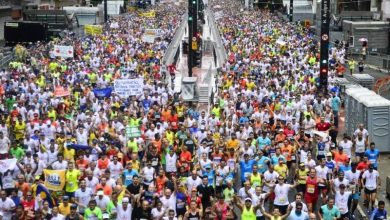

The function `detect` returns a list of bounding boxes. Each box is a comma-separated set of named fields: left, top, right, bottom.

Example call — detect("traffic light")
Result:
left=193, top=50, right=202, bottom=67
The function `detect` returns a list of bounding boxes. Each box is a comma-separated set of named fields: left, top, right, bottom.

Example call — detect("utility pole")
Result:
left=104, top=0, right=108, bottom=23
left=188, top=0, right=198, bottom=77
left=319, top=0, right=330, bottom=94
left=289, top=0, right=293, bottom=22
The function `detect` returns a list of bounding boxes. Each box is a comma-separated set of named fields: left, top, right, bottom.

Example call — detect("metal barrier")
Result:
left=0, top=54, right=14, bottom=67
left=160, top=13, right=188, bottom=88
left=161, top=13, right=188, bottom=66
left=206, top=8, right=227, bottom=67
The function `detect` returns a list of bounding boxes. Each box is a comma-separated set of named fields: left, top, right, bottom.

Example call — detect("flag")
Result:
left=43, top=169, right=66, bottom=191
left=93, top=87, right=113, bottom=98
left=36, top=184, right=56, bottom=208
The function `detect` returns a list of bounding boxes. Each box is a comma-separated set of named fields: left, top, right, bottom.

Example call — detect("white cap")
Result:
left=97, top=191, right=104, bottom=196
left=122, top=197, right=129, bottom=203
left=102, top=213, right=109, bottom=219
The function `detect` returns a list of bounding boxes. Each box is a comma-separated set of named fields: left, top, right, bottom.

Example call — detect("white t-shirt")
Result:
left=108, top=162, right=123, bottom=179
left=165, top=153, right=177, bottom=172
left=362, top=170, right=379, bottom=190
left=186, top=177, right=202, bottom=193
left=339, top=140, right=353, bottom=156
left=274, top=184, right=291, bottom=206
left=315, top=165, right=329, bottom=186
left=263, top=171, right=279, bottom=193
left=151, top=207, right=166, bottom=218
left=251, top=193, right=267, bottom=217
left=333, top=178, right=350, bottom=192
left=345, top=170, right=361, bottom=191
left=116, top=204, right=132, bottom=219
left=238, top=187, right=255, bottom=200
left=160, top=194, right=177, bottom=214
left=95, top=195, right=110, bottom=210
left=290, top=201, right=308, bottom=213
left=75, top=188, right=93, bottom=208
left=0, top=137, right=10, bottom=154
left=52, top=161, right=68, bottom=170
left=0, top=197, right=16, bottom=220
left=51, top=214, right=65, bottom=220
left=142, top=166, right=155, bottom=185
left=335, top=191, right=351, bottom=214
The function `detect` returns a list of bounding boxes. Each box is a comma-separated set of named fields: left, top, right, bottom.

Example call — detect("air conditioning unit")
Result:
left=373, top=13, right=381, bottom=21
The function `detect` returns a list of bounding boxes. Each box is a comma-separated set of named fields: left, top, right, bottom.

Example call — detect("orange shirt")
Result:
left=281, top=145, right=294, bottom=161
left=275, top=134, right=286, bottom=143
left=16, top=182, right=31, bottom=197
left=97, top=158, right=110, bottom=170
left=333, top=151, right=349, bottom=168
left=95, top=184, right=112, bottom=196
left=76, top=159, right=89, bottom=170
left=156, top=176, right=167, bottom=193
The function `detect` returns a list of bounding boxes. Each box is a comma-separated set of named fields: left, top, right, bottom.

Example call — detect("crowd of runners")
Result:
left=0, top=0, right=387, bottom=219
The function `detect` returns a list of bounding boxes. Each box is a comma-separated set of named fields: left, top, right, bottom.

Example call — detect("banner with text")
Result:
left=43, top=169, right=66, bottom=191
left=0, top=159, right=17, bottom=173
left=84, top=25, right=103, bottom=35
left=53, top=45, right=74, bottom=58
left=114, top=78, right=144, bottom=97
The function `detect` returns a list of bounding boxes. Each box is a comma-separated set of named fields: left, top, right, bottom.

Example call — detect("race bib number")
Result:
left=307, top=184, right=315, bottom=193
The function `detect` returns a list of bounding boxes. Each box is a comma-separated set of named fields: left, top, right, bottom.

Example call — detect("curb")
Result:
left=357, top=204, right=368, bottom=220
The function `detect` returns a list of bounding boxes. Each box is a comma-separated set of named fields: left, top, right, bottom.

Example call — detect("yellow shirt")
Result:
left=58, top=203, right=72, bottom=216
left=63, top=146, right=75, bottom=161
left=65, top=170, right=80, bottom=192
left=274, top=164, right=288, bottom=178
left=226, top=139, right=240, bottom=150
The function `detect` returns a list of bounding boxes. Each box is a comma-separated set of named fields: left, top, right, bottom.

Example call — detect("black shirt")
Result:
left=196, top=184, right=215, bottom=206
left=127, top=183, right=141, bottom=195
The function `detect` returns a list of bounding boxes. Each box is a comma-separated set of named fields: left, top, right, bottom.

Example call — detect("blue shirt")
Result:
left=123, top=169, right=138, bottom=186
left=240, top=159, right=255, bottom=182
left=203, top=170, right=215, bottom=186
left=326, top=160, right=336, bottom=172
left=271, top=155, right=286, bottom=165
left=331, top=96, right=341, bottom=112
left=365, top=149, right=380, bottom=168
left=287, top=211, right=309, bottom=220
left=370, top=208, right=387, bottom=220
left=257, top=136, right=271, bottom=150
left=257, top=156, right=270, bottom=174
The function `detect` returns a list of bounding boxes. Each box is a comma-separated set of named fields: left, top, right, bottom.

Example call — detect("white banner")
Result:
left=53, top=45, right=74, bottom=58
left=144, top=29, right=163, bottom=37
left=0, top=159, right=17, bottom=173
left=114, top=78, right=144, bottom=97
left=142, top=35, right=155, bottom=43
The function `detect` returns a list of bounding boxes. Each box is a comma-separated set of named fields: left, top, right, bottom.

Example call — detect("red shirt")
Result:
left=357, top=161, right=370, bottom=171
left=305, top=177, right=319, bottom=197
left=21, top=199, right=35, bottom=211
left=283, top=128, right=295, bottom=138
left=316, top=122, right=330, bottom=131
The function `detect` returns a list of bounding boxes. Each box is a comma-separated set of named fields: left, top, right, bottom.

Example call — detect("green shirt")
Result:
left=10, top=147, right=24, bottom=160
left=84, top=207, right=103, bottom=220
left=320, top=205, right=340, bottom=220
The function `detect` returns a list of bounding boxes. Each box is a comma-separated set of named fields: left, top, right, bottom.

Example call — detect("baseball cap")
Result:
left=326, top=152, right=332, bottom=157
left=245, top=197, right=252, bottom=202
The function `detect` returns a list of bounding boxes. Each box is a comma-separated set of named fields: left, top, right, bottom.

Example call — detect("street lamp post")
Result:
left=289, top=0, right=293, bottom=22
left=319, top=0, right=330, bottom=94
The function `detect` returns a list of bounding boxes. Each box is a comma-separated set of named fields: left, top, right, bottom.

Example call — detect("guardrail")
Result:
left=206, top=8, right=227, bottom=67
left=0, top=54, right=14, bottom=68
left=161, top=13, right=188, bottom=66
